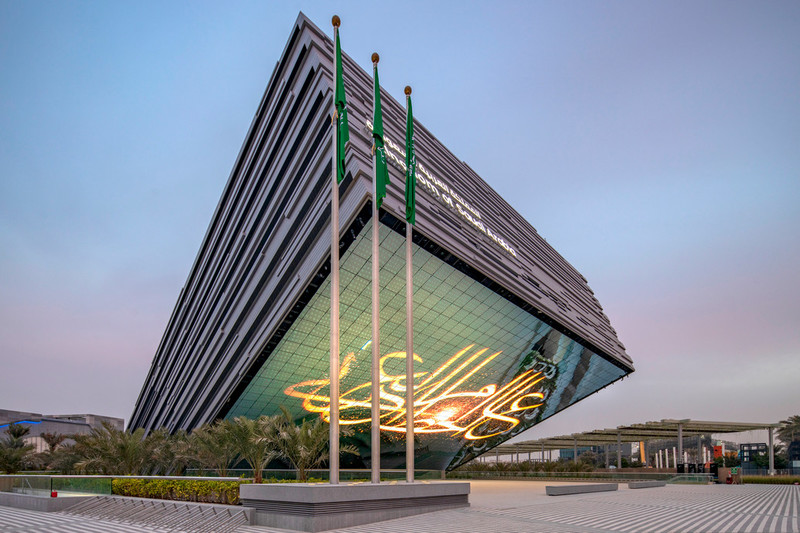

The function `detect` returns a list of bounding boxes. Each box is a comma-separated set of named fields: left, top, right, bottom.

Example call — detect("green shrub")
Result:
left=262, top=476, right=325, bottom=484
left=112, top=478, right=247, bottom=504
left=742, top=476, right=800, bottom=485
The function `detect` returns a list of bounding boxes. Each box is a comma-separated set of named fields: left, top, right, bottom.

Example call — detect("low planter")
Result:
left=112, top=478, right=247, bottom=505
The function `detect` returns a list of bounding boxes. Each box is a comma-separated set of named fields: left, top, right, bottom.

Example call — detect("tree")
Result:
left=577, top=450, right=598, bottom=467
left=723, top=454, right=741, bottom=467
left=146, top=428, right=189, bottom=475
left=40, top=432, right=68, bottom=452
left=229, top=416, right=282, bottom=484
left=73, top=422, right=151, bottom=475
left=47, top=443, right=82, bottom=474
left=275, top=407, right=359, bottom=482
left=189, top=419, right=239, bottom=477
left=0, top=423, right=35, bottom=474
left=752, top=446, right=788, bottom=470
left=31, top=432, right=72, bottom=472
left=778, top=415, right=800, bottom=445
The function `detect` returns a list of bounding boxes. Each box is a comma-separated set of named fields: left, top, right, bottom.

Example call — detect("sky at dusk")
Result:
left=1, top=1, right=798, bottom=442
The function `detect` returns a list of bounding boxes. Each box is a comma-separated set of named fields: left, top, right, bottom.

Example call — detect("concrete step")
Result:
left=545, top=483, right=618, bottom=496
left=60, top=495, right=252, bottom=532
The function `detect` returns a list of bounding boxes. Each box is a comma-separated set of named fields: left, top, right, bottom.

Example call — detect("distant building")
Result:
left=739, top=442, right=767, bottom=464
left=788, top=441, right=800, bottom=466
left=0, top=409, right=124, bottom=453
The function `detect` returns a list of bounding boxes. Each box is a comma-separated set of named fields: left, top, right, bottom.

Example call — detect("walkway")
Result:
left=252, top=481, right=795, bottom=533
left=1, top=480, right=799, bottom=532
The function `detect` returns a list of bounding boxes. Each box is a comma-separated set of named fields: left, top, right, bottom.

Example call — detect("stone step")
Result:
left=628, top=480, right=667, bottom=489
left=60, top=495, right=252, bottom=532
left=545, top=483, right=618, bottom=496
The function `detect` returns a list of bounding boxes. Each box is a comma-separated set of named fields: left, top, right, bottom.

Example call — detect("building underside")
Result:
left=129, top=13, right=634, bottom=471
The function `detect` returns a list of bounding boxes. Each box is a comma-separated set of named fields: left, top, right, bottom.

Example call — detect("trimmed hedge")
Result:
left=110, top=477, right=330, bottom=505
left=112, top=478, right=246, bottom=505
left=267, top=477, right=325, bottom=483
left=742, top=476, right=800, bottom=485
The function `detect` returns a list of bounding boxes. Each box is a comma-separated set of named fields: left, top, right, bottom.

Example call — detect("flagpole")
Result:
left=404, top=85, right=414, bottom=484
left=370, top=52, right=381, bottom=485
left=329, top=14, right=341, bottom=486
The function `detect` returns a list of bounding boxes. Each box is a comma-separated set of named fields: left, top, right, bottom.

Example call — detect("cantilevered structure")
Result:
left=129, top=13, right=634, bottom=471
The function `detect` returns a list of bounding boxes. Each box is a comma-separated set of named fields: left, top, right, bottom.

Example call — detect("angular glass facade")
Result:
left=226, top=214, right=626, bottom=470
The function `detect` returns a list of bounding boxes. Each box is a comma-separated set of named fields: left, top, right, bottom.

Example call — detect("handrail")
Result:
left=448, top=470, right=676, bottom=481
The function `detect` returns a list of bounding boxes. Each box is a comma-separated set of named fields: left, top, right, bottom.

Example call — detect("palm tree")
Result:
left=275, top=407, right=359, bottom=482
left=146, top=428, right=190, bottom=475
left=30, top=432, right=70, bottom=471
left=777, top=415, right=800, bottom=445
left=0, top=423, right=34, bottom=474
left=41, top=432, right=68, bottom=452
left=189, top=419, right=239, bottom=477
left=229, top=416, right=282, bottom=483
left=73, top=422, right=150, bottom=475
left=47, top=443, right=82, bottom=474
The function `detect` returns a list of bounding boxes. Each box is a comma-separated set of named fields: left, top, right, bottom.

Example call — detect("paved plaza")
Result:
left=2, top=480, right=799, bottom=532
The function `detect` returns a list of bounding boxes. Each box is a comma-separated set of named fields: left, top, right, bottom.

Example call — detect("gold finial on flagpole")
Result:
left=404, top=86, right=412, bottom=96
left=332, top=15, right=341, bottom=28
left=371, top=52, right=380, bottom=64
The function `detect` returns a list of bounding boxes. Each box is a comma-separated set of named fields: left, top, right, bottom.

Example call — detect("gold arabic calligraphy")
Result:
left=284, top=344, right=546, bottom=440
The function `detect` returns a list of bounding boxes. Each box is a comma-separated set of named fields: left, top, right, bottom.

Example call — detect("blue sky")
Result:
left=1, top=1, right=798, bottom=438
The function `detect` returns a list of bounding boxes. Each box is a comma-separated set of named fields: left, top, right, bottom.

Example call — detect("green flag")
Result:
left=334, top=27, right=349, bottom=184
left=404, top=93, right=416, bottom=224
left=372, top=62, right=389, bottom=208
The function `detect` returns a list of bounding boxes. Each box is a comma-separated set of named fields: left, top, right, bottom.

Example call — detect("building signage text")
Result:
left=365, top=120, right=517, bottom=258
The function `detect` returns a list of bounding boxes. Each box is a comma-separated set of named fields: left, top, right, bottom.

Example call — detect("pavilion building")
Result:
left=129, top=13, right=634, bottom=471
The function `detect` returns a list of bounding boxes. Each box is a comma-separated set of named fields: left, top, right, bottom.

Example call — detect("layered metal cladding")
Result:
left=129, top=13, right=634, bottom=471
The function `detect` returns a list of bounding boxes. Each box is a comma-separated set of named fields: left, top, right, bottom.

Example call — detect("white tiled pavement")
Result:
left=2, top=481, right=799, bottom=532
left=242, top=482, right=800, bottom=533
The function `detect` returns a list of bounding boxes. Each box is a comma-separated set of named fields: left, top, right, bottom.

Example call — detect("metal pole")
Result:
left=617, top=432, right=622, bottom=469
left=405, top=219, right=414, bottom=483
left=574, top=437, right=578, bottom=464
left=329, top=16, right=342, bottom=486
left=768, top=427, right=775, bottom=476
left=677, top=423, right=683, bottom=467
left=403, top=85, right=416, bottom=484
left=370, top=57, right=381, bottom=484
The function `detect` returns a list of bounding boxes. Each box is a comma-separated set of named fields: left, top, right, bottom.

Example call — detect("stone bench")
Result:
left=628, top=481, right=667, bottom=489
left=545, top=483, right=618, bottom=496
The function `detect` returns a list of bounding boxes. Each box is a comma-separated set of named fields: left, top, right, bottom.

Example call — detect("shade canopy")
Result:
left=495, top=419, right=781, bottom=453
